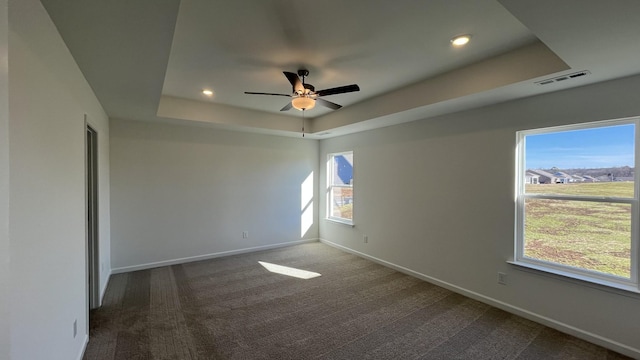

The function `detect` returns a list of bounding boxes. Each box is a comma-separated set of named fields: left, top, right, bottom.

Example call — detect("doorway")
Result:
left=86, top=124, right=100, bottom=310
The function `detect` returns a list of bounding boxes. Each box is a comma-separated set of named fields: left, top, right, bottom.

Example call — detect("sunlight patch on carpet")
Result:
left=258, top=261, right=321, bottom=279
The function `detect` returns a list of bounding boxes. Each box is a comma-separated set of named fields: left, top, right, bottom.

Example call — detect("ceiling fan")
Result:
left=244, top=70, right=360, bottom=111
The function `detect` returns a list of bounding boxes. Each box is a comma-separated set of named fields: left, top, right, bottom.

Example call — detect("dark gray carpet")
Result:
left=84, top=242, right=630, bottom=359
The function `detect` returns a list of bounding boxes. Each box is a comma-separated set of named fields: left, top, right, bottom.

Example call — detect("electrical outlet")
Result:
left=242, top=231, right=249, bottom=239
left=73, top=319, right=77, bottom=338
left=363, top=235, right=368, bottom=244
left=497, top=272, right=507, bottom=285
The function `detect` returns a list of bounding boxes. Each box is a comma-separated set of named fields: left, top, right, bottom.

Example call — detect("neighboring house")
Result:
left=571, top=174, right=585, bottom=182
left=582, top=175, right=598, bottom=182
left=334, top=154, right=353, bottom=185
left=554, top=171, right=573, bottom=183
left=525, top=171, right=540, bottom=184
left=527, top=169, right=556, bottom=184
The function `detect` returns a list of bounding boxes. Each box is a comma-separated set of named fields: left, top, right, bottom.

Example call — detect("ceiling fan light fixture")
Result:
left=291, top=96, right=315, bottom=111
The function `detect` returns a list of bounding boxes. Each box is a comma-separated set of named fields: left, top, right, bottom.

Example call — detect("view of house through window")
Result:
left=327, top=152, right=353, bottom=224
left=516, top=119, right=638, bottom=287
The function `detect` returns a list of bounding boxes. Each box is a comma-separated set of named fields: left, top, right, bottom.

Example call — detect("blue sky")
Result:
left=525, top=124, right=635, bottom=169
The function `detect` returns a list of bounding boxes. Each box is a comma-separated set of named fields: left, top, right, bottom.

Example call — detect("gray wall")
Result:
left=319, top=74, right=640, bottom=356
left=110, top=119, right=319, bottom=271
left=0, top=0, right=9, bottom=358
left=8, top=0, right=110, bottom=359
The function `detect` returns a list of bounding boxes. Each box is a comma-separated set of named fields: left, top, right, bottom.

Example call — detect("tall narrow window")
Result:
left=515, top=118, right=638, bottom=290
left=327, top=151, right=353, bottom=224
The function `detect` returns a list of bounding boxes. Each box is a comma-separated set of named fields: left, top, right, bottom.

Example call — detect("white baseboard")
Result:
left=99, top=270, right=111, bottom=306
left=319, top=238, right=640, bottom=359
left=76, top=335, right=88, bottom=360
left=111, top=239, right=319, bottom=274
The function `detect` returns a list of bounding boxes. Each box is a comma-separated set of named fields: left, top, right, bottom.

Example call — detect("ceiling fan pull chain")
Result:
left=302, top=111, right=305, bottom=138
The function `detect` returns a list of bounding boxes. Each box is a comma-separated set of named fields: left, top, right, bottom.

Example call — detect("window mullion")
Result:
left=523, top=193, right=634, bottom=204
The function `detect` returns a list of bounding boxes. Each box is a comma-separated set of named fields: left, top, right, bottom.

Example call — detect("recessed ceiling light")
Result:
left=202, top=89, right=214, bottom=96
left=451, top=34, right=471, bottom=47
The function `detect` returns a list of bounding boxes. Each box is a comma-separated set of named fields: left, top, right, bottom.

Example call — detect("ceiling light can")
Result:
left=451, top=34, right=471, bottom=47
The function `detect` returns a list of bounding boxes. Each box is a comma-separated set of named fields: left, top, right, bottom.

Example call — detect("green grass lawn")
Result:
left=524, top=181, right=634, bottom=278
left=525, top=181, right=634, bottom=198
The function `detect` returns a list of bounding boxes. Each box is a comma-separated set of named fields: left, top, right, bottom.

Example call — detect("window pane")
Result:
left=524, top=198, right=631, bottom=278
left=524, top=124, right=635, bottom=198
left=330, top=187, right=352, bottom=220
left=332, top=154, right=353, bottom=186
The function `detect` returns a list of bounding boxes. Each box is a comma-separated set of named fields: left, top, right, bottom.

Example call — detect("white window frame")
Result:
left=514, top=117, right=640, bottom=292
left=326, top=151, right=354, bottom=225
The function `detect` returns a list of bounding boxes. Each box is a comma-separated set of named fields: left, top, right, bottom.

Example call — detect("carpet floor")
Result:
left=84, top=242, right=630, bottom=359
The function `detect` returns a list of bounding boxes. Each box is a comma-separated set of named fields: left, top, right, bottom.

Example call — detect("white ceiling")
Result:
left=41, top=0, right=640, bottom=138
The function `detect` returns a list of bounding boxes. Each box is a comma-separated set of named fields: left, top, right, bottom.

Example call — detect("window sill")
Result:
left=325, top=217, right=355, bottom=227
left=508, top=260, right=640, bottom=298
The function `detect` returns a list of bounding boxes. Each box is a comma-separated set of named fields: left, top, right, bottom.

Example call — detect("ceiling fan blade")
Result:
left=316, top=98, right=342, bottom=110
left=244, top=91, right=291, bottom=97
left=280, top=102, right=292, bottom=111
left=316, top=84, right=360, bottom=97
left=283, top=71, right=304, bottom=93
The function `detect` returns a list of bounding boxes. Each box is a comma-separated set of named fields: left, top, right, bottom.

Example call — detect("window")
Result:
left=327, top=152, right=353, bottom=224
left=515, top=118, right=639, bottom=291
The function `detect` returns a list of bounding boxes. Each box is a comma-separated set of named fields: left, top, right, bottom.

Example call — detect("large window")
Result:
left=515, top=118, right=638, bottom=291
left=327, top=152, right=353, bottom=224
